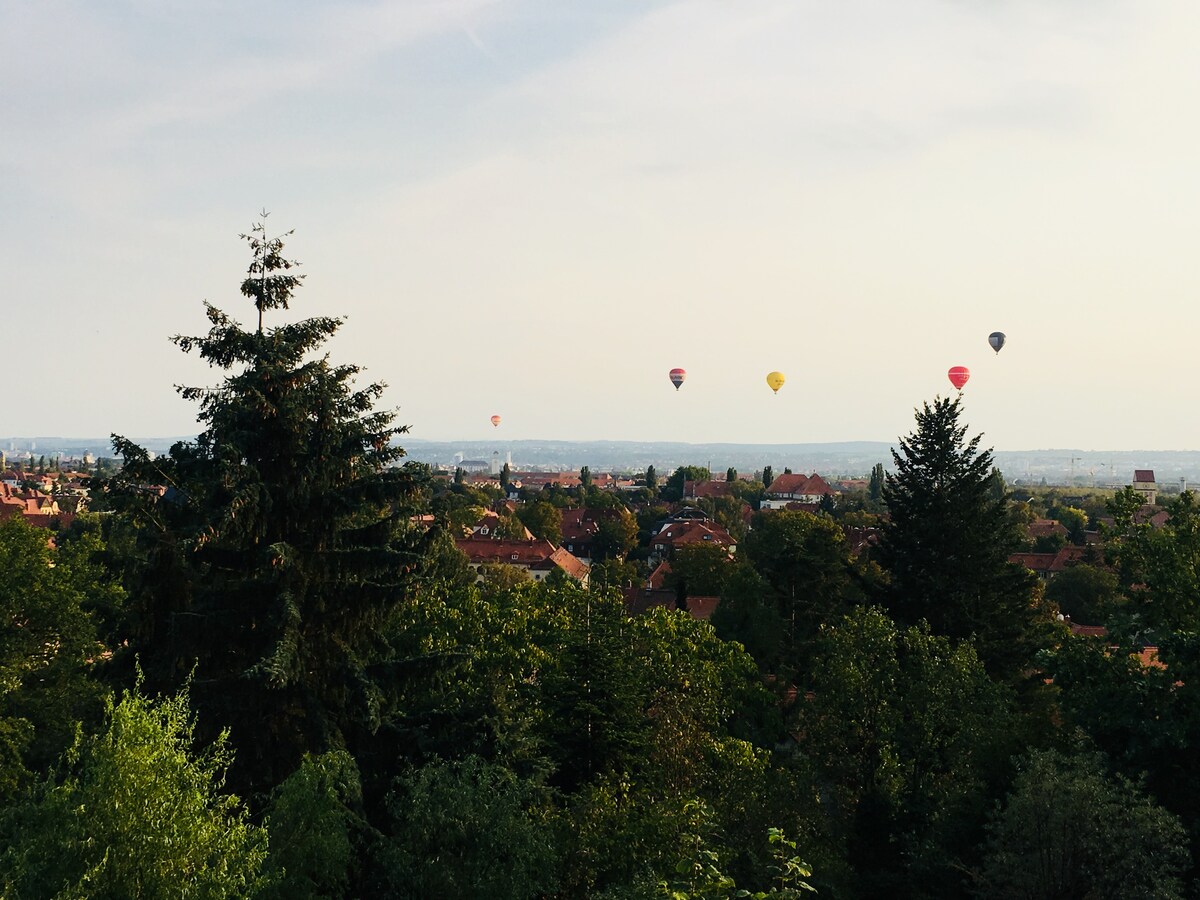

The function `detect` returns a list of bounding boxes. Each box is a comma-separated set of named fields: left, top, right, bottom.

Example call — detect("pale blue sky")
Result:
left=4, top=1, right=1199, bottom=449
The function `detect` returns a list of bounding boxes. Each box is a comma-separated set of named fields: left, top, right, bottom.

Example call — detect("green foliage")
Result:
left=262, top=751, right=362, bottom=900
left=0, top=683, right=267, bottom=899
left=737, top=510, right=858, bottom=673
left=101, top=223, right=427, bottom=792
left=1045, top=563, right=1118, bottom=623
left=977, top=749, right=1188, bottom=899
left=659, top=800, right=739, bottom=899
left=867, top=463, right=885, bottom=504
left=0, top=517, right=114, bottom=794
left=698, top=494, right=752, bottom=541
left=802, top=607, right=1015, bottom=894
left=663, top=466, right=711, bottom=503
left=518, top=500, right=563, bottom=545
left=1105, top=490, right=1200, bottom=632
left=877, top=396, right=1049, bottom=679
left=478, top=561, right=532, bottom=590
left=668, top=542, right=734, bottom=600
left=493, top=513, right=530, bottom=540
left=1047, top=628, right=1200, bottom=862
left=593, top=507, right=639, bottom=561
left=1048, top=504, right=1089, bottom=541
left=379, top=755, right=559, bottom=899
left=762, top=466, right=773, bottom=488
left=645, top=465, right=658, bottom=495
left=658, top=807, right=816, bottom=900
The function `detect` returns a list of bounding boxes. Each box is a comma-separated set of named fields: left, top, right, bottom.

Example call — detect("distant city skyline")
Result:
left=5, top=2, right=1200, bottom=449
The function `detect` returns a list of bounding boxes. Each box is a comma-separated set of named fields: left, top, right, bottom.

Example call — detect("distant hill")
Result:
left=401, top=439, right=1200, bottom=487
left=8, top=436, right=1200, bottom=487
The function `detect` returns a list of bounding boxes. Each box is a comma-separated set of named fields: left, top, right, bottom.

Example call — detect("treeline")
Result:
left=1, top=226, right=1197, bottom=898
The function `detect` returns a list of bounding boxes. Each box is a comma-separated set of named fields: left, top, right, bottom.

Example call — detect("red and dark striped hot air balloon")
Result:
left=669, top=368, right=686, bottom=390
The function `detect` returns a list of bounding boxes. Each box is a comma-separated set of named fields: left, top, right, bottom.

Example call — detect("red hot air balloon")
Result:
left=947, top=366, right=970, bottom=390
left=490, top=415, right=501, bottom=428
left=669, top=368, right=687, bottom=390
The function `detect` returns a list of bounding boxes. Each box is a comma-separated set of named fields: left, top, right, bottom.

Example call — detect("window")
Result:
left=511, top=553, right=519, bottom=560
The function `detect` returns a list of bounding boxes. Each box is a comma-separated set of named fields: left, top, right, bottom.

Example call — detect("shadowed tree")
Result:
left=102, top=217, right=427, bottom=791
left=876, top=396, right=1048, bottom=679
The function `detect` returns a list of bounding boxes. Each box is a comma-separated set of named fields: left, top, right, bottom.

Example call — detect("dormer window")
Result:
left=480, top=526, right=489, bottom=535
left=511, top=553, right=519, bottom=560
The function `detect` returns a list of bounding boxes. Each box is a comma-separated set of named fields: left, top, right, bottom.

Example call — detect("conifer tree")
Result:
left=105, top=217, right=426, bottom=790
left=868, top=463, right=885, bottom=503
left=876, top=396, right=1047, bottom=679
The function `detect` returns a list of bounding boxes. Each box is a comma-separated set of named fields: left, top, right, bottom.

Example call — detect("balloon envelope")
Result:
left=669, top=368, right=687, bottom=390
left=490, top=415, right=501, bottom=428
left=766, top=371, right=785, bottom=393
left=988, top=332, right=1006, bottom=354
left=947, top=366, right=970, bottom=390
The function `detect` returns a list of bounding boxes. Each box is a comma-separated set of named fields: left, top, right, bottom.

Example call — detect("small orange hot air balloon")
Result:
left=490, top=415, right=502, bottom=428
left=947, top=367, right=970, bottom=390
left=669, top=368, right=686, bottom=390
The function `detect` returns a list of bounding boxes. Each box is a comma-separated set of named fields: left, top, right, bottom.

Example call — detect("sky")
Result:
left=4, top=0, right=1200, bottom=450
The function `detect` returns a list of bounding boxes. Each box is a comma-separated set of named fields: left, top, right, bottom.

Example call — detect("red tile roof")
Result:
left=685, top=480, right=736, bottom=499
left=454, top=537, right=589, bottom=581
left=622, top=587, right=719, bottom=621
left=653, top=521, right=735, bottom=552
left=647, top=560, right=672, bottom=590
left=456, top=538, right=559, bottom=565
left=1028, top=519, right=1068, bottom=539
left=765, top=473, right=835, bottom=497
left=1134, top=470, right=1155, bottom=483
left=547, top=547, right=590, bottom=580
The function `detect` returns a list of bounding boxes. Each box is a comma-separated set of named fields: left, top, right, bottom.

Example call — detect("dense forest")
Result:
left=3, top=228, right=1199, bottom=898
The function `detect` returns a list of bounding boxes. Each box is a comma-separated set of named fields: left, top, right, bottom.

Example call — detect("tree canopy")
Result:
left=102, top=218, right=427, bottom=790
left=876, top=396, right=1049, bottom=679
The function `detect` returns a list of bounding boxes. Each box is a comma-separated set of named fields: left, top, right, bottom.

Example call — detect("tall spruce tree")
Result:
left=104, top=218, right=426, bottom=790
left=876, top=396, right=1047, bottom=679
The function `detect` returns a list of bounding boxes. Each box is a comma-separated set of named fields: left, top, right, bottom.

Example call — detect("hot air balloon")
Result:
left=490, top=415, right=502, bottom=428
left=988, top=332, right=1006, bottom=354
left=947, top=366, right=970, bottom=390
left=766, top=371, right=785, bottom=394
left=669, top=368, right=687, bottom=390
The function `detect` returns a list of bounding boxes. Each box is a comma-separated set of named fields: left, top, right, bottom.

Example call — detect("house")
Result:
left=684, top=480, right=736, bottom=500
left=761, top=473, right=836, bottom=510
left=512, top=472, right=582, bottom=489
left=1027, top=519, right=1068, bottom=541
left=467, top=510, right=533, bottom=541
left=651, top=520, right=736, bottom=558
left=1133, top=470, right=1157, bottom=505
left=1009, top=546, right=1098, bottom=580
left=559, top=508, right=609, bottom=563
left=454, top=537, right=590, bottom=586
left=1063, top=621, right=1164, bottom=671
left=622, top=587, right=720, bottom=621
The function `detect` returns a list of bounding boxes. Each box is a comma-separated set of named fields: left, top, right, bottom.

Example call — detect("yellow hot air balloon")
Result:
left=766, top=371, right=785, bottom=394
